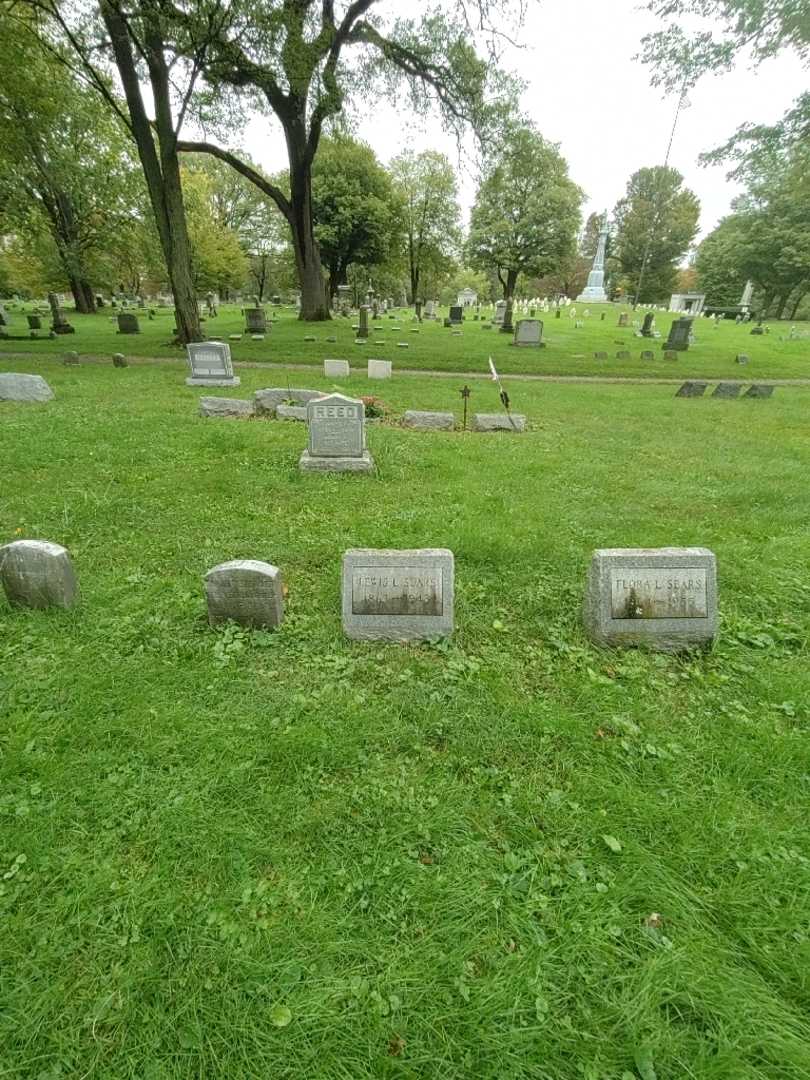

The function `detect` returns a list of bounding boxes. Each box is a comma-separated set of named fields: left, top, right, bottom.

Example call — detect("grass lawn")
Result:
left=2, top=300, right=810, bottom=380
left=2, top=356, right=810, bottom=1079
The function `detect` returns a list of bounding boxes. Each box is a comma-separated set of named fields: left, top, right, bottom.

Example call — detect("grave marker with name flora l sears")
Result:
left=584, top=547, right=717, bottom=652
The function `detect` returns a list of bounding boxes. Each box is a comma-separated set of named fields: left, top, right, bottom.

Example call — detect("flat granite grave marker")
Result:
left=402, top=410, right=455, bottom=431
left=675, top=381, right=708, bottom=398
left=471, top=413, right=526, bottom=432
left=744, top=384, right=774, bottom=398
left=342, top=548, right=454, bottom=641
left=513, top=319, right=544, bottom=348
left=0, top=373, right=54, bottom=402
left=0, top=540, right=78, bottom=610
left=186, top=341, right=240, bottom=387
left=299, top=392, right=373, bottom=473
left=199, top=397, right=255, bottom=418
left=583, top=547, right=717, bottom=652
left=254, top=387, right=323, bottom=415
left=712, top=382, right=741, bottom=398
left=205, top=560, right=283, bottom=629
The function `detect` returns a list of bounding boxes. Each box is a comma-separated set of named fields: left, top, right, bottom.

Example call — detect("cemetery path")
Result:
left=4, top=352, right=810, bottom=385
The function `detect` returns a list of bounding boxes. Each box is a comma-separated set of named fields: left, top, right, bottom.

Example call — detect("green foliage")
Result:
left=2, top=351, right=810, bottom=1076
left=312, top=137, right=402, bottom=292
left=390, top=150, right=462, bottom=302
left=696, top=217, right=749, bottom=307
left=612, top=166, right=700, bottom=303
left=466, top=124, right=583, bottom=297
left=181, top=169, right=250, bottom=293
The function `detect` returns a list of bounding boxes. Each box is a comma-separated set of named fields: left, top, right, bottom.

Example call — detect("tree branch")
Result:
left=177, top=139, right=293, bottom=222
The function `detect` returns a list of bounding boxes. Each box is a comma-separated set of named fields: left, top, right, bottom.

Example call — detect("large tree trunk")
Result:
left=101, top=3, right=201, bottom=345
left=789, top=288, right=807, bottom=320
left=500, top=268, right=518, bottom=333
left=287, top=135, right=329, bottom=320
left=80, top=280, right=96, bottom=313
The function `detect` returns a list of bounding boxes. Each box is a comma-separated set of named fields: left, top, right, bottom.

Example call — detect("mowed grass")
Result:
left=1, top=357, right=810, bottom=1079
left=2, top=300, right=810, bottom=380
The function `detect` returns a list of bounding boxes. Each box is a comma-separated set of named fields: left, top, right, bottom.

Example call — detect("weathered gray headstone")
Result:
left=368, top=358, right=392, bottom=379
left=324, top=358, right=350, bottom=378
left=640, top=350, right=655, bottom=361
left=254, top=387, right=323, bottom=415
left=299, top=392, right=373, bottom=473
left=744, top=384, right=774, bottom=398
left=617, top=313, right=629, bottom=328
left=735, top=354, right=750, bottom=365
left=0, top=540, right=78, bottom=610
left=448, top=305, right=463, bottom=325
left=342, top=548, right=454, bottom=641
left=616, top=350, right=630, bottom=360
left=357, top=306, right=369, bottom=339
left=402, top=410, right=454, bottom=431
left=583, top=547, right=717, bottom=652
left=663, top=350, right=678, bottom=361
left=205, top=560, right=283, bottom=629
left=117, top=313, right=140, bottom=334
left=112, top=353, right=128, bottom=368
left=513, top=319, right=544, bottom=348
left=0, top=373, right=54, bottom=402
left=275, top=404, right=308, bottom=421
left=48, top=292, right=74, bottom=334
left=641, top=312, right=655, bottom=337
left=243, top=307, right=267, bottom=333
left=712, top=382, right=741, bottom=398
left=186, top=342, right=240, bottom=387
left=676, top=381, right=708, bottom=398
left=63, top=351, right=80, bottom=366
left=593, top=351, right=608, bottom=360
left=493, top=300, right=506, bottom=326
left=471, top=413, right=526, bottom=432
left=199, top=397, right=255, bottom=418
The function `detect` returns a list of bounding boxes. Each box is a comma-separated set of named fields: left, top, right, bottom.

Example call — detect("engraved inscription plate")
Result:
left=610, top=568, right=708, bottom=620
left=352, top=566, right=443, bottom=616
left=308, top=397, right=364, bottom=457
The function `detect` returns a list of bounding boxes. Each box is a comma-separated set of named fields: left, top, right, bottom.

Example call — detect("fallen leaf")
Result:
left=602, top=835, right=622, bottom=854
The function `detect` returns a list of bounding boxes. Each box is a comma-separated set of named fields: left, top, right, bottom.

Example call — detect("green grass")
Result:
left=2, top=300, right=810, bottom=380
left=2, top=356, right=810, bottom=1079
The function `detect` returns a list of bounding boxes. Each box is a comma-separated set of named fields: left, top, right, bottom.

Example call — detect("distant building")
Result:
left=669, top=293, right=706, bottom=316
left=457, top=287, right=478, bottom=307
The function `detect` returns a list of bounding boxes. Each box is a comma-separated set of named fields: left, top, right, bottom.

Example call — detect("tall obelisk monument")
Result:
left=577, top=213, right=609, bottom=303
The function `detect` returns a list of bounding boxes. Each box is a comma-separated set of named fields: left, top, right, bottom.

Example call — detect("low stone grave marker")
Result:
left=616, top=350, right=630, bottom=360
left=735, top=354, right=749, bottom=365
left=199, top=397, right=255, bottom=418
left=63, top=352, right=80, bottom=366
left=276, top=404, right=307, bottom=421
left=402, top=410, right=454, bottom=431
left=640, top=350, right=655, bottom=361
left=205, top=560, right=283, bottom=629
left=186, top=342, right=240, bottom=387
left=663, top=350, right=678, bottom=361
left=342, top=548, right=454, bottom=641
left=243, top=307, right=267, bottom=334
left=368, top=359, right=392, bottom=379
left=594, top=351, right=608, bottom=360
left=0, top=540, right=78, bottom=610
left=254, top=387, right=323, bottom=415
left=300, top=392, right=373, bottom=473
left=744, top=384, right=774, bottom=398
left=112, top=353, right=128, bottom=368
left=472, top=413, right=526, bottom=432
left=617, top=313, right=629, bottom=327
left=0, top=373, right=54, bottom=402
left=117, top=313, right=140, bottom=334
left=675, top=381, right=708, bottom=398
left=324, top=359, right=350, bottom=378
left=583, top=547, right=717, bottom=652
left=712, top=383, right=741, bottom=399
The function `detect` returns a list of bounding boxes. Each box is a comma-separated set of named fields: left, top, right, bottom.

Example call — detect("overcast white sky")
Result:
left=241, top=0, right=807, bottom=242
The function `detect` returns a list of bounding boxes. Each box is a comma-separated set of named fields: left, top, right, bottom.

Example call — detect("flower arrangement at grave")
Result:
left=360, top=396, right=387, bottom=419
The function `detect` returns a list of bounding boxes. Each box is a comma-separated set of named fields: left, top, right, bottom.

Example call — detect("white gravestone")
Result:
left=342, top=548, right=454, bottom=641
left=324, top=359, right=350, bottom=378
left=493, top=301, right=506, bottom=326
left=205, top=560, right=283, bottom=629
left=0, top=540, right=78, bottom=609
left=185, top=341, right=240, bottom=387
left=583, top=547, right=717, bottom=652
left=299, top=393, right=374, bottom=473
left=368, top=359, right=392, bottom=379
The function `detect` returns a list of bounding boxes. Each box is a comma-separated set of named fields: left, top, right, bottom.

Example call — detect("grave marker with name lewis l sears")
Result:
left=342, top=548, right=454, bottom=641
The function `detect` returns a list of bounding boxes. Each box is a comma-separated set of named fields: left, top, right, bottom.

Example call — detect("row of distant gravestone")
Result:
left=0, top=540, right=718, bottom=653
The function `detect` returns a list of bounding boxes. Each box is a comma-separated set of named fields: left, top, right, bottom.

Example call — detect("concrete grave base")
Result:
left=402, top=410, right=455, bottom=431
left=299, top=450, right=374, bottom=473
left=199, top=397, right=255, bottom=418
left=186, top=376, right=241, bottom=387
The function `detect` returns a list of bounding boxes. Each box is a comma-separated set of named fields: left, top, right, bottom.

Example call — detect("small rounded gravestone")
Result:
left=63, top=351, right=80, bottom=366
left=0, top=540, right=79, bottom=609
left=205, top=560, right=284, bottom=629
left=113, top=353, right=128, bottom=368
